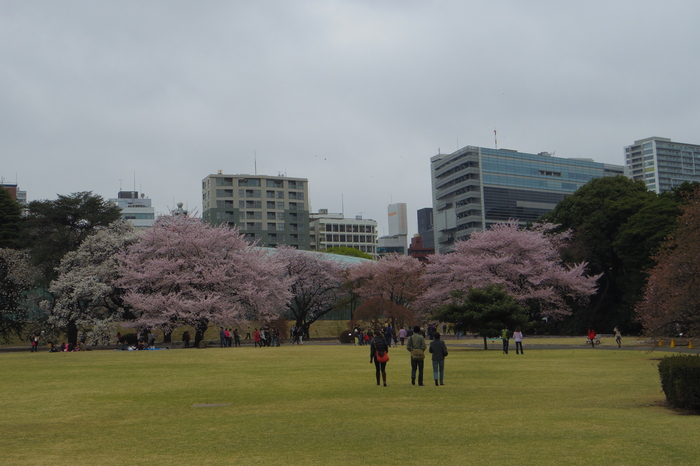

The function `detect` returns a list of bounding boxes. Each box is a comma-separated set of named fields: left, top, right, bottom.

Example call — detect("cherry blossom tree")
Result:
left=48, top=221, right=139, bottom=345
left=347, top=254, right=424, bottom=306
left=273, top=246, right=346, bottom=339
left=636, top=190, right=700, bottom=337
left=420, top=222, right=599, bottom=324
left=117, top=215, right=291, bottom=347
left=346, top=253, right=424, bottom=326
left=0, top=248, right=36, bottom=340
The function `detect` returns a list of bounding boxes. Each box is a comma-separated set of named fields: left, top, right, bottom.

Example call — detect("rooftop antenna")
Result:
left=254, top=150, right=257, bottom=175
left=341, top=193, right=344, bottom=217
left=494, top=130, right=498, bottom=150
left=133, top=171, right=136, bottom=191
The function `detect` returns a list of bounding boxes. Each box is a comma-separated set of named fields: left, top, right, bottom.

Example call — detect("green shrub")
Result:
left=658, top=354, right=700, bottom=410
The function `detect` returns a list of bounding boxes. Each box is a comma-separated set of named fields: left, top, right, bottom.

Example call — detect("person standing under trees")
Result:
left=501, top=327, right=510, bottom=354
left=513, top=327, right=524, bottom=354
left=233, top=329, right=241, bottom=347
left=429, top=332, right=448, bottom=386
left=369, top=330, right=389, bottom=387
left=406, top=326, right=426, bottom=386
left=398, top=327, right=407, bottom=346
left=614, top=326, right=622, bottom=348
left=588, top=328, right=597, bottom=348
left=182, top=331, right=190, bottom=348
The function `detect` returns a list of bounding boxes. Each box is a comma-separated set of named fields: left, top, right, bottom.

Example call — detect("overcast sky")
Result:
left=2, top=1, right=699, bottom=236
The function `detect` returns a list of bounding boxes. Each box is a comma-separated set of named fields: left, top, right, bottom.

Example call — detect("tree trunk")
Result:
left=67, top=320, right=78, bottom=347
left=483, top=335, right=488, bottom=350
left=193, top=320, right=209, bottom=348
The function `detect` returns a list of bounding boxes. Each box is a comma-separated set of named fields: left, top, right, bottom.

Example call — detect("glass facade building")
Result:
left=625, top=137, right=700, bottom=194
left=430, top=146, right=626, bottom=253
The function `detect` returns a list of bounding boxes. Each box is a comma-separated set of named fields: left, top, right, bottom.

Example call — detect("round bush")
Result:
left=338, top=331, right=354, bottom=344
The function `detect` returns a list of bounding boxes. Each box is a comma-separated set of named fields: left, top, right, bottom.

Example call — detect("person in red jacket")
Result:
left=588, top=329, right=597, bottom=348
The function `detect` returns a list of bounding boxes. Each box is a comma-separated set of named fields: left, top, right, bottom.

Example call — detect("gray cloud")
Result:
left=2, top=0, right=699, bottom=235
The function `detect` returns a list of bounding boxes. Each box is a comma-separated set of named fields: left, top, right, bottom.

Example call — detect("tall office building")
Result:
left=625, top=137, right=700, bottom=193
left=416, top=207, right=434, bottom=249
left=109, top=191, right=156, bottom=228
left=431, top=146, right=626, bottom=254
left=309, top=209, right=378, bottom=258
left=387, top=203, right=407, bottom=235
left=202, top=173, right=310, bottom=249
left=378, top=203, right=408, bottom=256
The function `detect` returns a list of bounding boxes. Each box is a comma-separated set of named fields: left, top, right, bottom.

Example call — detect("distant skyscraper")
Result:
left=387, top=203, right=407, bottom=236
left=431, top=145, right=626, bottom=254
left=416, top=207, right=434, bottom=249
left=379, top=203, right=408, bottom=256
left=109, top=191, right=156, bottom=228
left=625, top=137, right=700, bottom=193
left=202, top=173, right=310, bottom=249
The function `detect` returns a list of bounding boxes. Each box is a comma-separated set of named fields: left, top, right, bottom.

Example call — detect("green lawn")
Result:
left=1, top=343, right=697, bottom=465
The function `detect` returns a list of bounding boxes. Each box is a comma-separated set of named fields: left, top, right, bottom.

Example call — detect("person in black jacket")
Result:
left=369, top=330, right=389, bottom=387
left=429, top=332, right=448, bottom=386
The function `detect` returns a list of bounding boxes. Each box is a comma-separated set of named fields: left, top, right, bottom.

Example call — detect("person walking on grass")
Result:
left=369, top=330, right=389, bottom=387
left=513, top=327, right=524, bottom=354
left=614, top=326, right=622, bottom=348
left=501, top=327, right=510, bottom=354
left=429, top=332, right=448, bottom=386
left=406, top=325, right=426, bottom=386
left=398, top=327, right=407, bottom=346
left=588, top=328, right=597, bottom=348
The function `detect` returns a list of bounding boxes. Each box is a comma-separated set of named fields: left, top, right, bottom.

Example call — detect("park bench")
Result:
left=585, top=337, right=601, bottom=346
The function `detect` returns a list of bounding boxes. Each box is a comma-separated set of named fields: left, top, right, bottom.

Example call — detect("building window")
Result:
left=216, top=189, right=233, bottom=198
left=215, top=177, right=234, bottom=186
left=277, top=201, right=285, bottom=210
left=266, top=179, right=283, bottom=188
left=267, top=190, right=275, bottom=198
left=267, top=201, right=276, bottom=209
left=238, top=179, right=261, bottom=187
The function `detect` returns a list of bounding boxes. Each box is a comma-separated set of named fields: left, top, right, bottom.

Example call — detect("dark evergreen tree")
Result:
left=0, top=188, right=22, bottom=249
left=21, top=192, right=122, bottom=286
left=542, top=176, right=687, bottom=334
left=432, top=284, right=529, bottom=350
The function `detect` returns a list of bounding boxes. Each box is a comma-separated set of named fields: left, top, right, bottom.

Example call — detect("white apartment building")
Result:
left=202, top=173, right=310, bottom=249
left=625, top=137, right=700, bottom=193
left=309, top=209, right=378, bottom=258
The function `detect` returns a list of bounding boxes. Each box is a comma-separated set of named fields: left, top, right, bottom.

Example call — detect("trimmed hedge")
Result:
left=658, top=354, right=700, bottom=410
